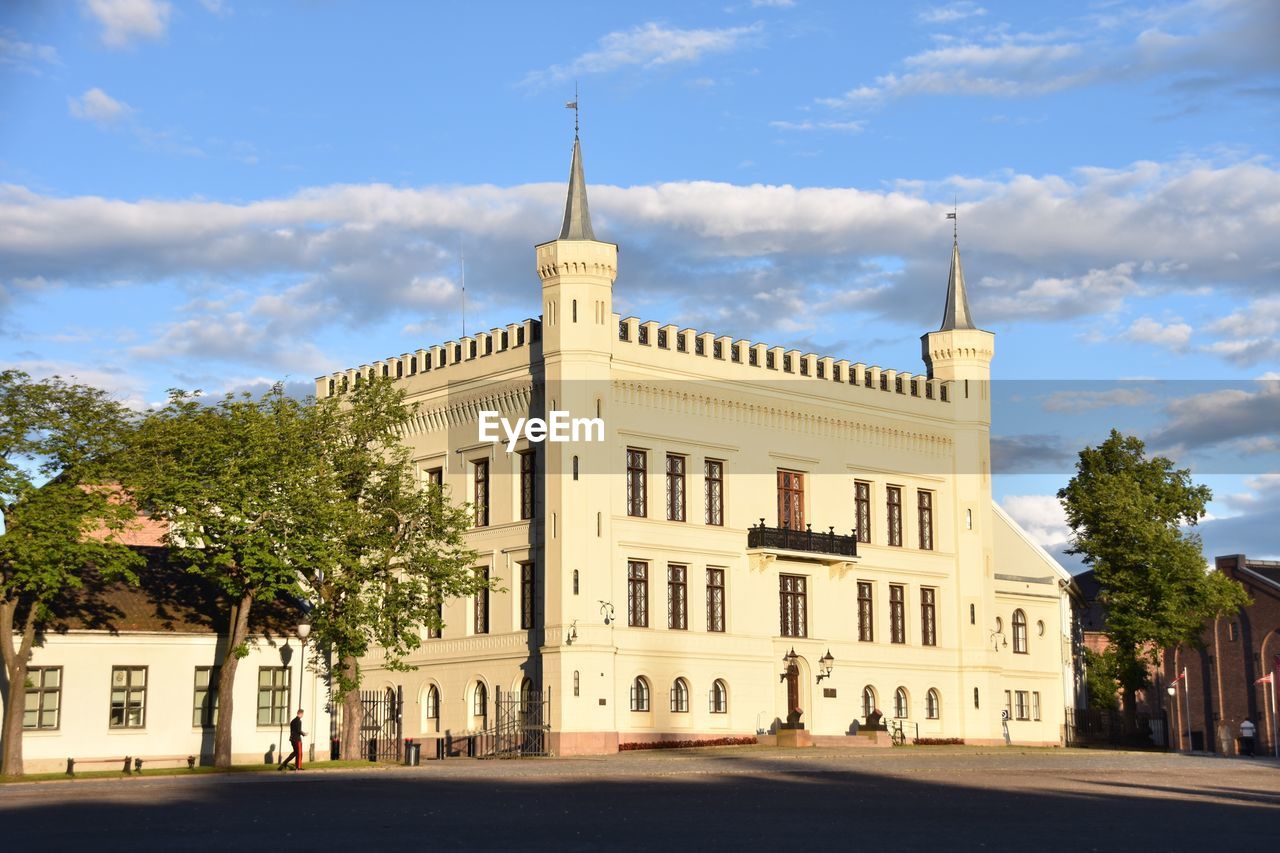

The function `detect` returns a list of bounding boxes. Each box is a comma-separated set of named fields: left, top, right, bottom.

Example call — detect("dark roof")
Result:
left=1072, top=569, right=1108, bottom=632
left=558, top=136, right=595, bottom=241
left=939, top=240, right=977, bottom=331
left=47, top=547, right=305, bottom=637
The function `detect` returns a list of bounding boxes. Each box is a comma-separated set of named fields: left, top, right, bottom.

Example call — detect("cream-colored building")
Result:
left=321, top=135, right=1074, bottom=754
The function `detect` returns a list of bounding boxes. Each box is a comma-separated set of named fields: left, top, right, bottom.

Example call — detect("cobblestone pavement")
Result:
left=2, top=747, right=1276, bottom=851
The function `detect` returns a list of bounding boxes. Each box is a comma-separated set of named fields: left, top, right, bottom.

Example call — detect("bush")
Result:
left=618, top=736, right=757, bottom=752
left=912, top=737, right=965, bottom=746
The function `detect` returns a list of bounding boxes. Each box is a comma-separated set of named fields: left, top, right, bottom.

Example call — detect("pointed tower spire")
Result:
left=558, top=136, right=595, bottom=241
left=939, top=238, right=976, bottom=331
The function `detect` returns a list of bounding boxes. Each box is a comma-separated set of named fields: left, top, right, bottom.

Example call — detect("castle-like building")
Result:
left=318, top=135, right=1074, bottom=753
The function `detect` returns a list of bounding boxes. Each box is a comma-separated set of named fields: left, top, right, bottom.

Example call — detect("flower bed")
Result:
left=618, top=736, right=758, bottom=752
left=912, top=737, right=966, bottom=746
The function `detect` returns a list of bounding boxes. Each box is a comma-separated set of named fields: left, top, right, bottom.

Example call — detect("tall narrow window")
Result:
left=1012, top=609, right=1028, bottom=653
left=425, top=467, right=443, bottom=489
left=667, top=564, right=688, bottom=630
left=926, top=689, right=940, bottom=720
left=706, top=568, right=725, bottom=633
left=626, top=449, right=647, bottom=517
left=425, top=685, right=440, bottom=723
left=894, top=687, right=909, bottom=718
left=573, top=671, right=580, bottom=697
left=519, top=450, right=535, bottom=520
left=627, top=561, right=649, bottom=627
left=256, top=667, right=289, bottom=727
left=665, top=454, right=686, bottom=522
left=192, top=666, right=219, bottom=729
left=572, top=569, right=579, bottom=596
left=630, top=676, right=650, bottom=712
left=918, top=490, right=934, bottom=550
left=709, top=679, right=728, bottom=714
left=472, top=459, right=489, bottom=527
left=886, top=486, right=902, bottom=546
left=857, top=581, right=874, bottom=642
left=862, top=686, right=877, bottom=719
left=1004, top=690, right=1013, bottom=720
left=110, top=666, right=147, bottom=729
left=670, top=678, right=689, bottom=713
left=473, top=567, right=489, bottom=635
left=24, top=667, right=62, bottom=730
left=854, top=481, right=871, bottom=543
left=704, top=459, right=724, bottom=526
left=779, top=574, right=807, bottom=638
left=889, top=584, right=906, bottom=644
left=921, top=587, right=937, bottom=647
left=520, top=563, right=535, bottom=630
left=777, top=470, right=805, bottom=531
left=1014, top=690, right=1029, bottom=720
left=1032, top=691, right=1041, bottom=721
left=473, top=683, right=488, bottom=721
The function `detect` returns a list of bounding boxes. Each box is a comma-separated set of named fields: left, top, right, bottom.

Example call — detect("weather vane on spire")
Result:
left=946, top=195, right=957, bottom=242
left=565, top=82, right=579, bottom=138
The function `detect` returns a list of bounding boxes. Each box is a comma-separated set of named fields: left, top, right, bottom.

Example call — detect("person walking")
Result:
left=279, top=709, right=306, bottom=771
left=1240, top=718, right=1256, bottom=757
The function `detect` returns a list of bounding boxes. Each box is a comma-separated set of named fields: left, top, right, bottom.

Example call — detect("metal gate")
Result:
left=484, top=686, right=551, bottom=758
left=358, top=686, right=403, bottom=762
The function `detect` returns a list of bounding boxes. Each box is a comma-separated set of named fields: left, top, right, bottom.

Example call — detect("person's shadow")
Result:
left=264, top=744, right=276, bottom=765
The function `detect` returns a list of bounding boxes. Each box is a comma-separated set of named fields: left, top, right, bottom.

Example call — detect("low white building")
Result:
left=5, top=548, right=330, bottom=774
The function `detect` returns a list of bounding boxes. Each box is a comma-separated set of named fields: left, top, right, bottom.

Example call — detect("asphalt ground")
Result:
left=1, top=747, right=1276, bottom=851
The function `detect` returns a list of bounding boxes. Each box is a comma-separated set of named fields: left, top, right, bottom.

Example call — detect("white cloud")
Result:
left=67, top=87, right=134, bottom=126
left=0, top=31, right=60, bottom=73
left=1124, top=316, right=1192, bottom=351
left=751, top=0, right=795, bottom=7
left=1041, top=387, right=1156, bottom=413
left=1150, top=379, right=1280, bottom=452
left=918, top=2, right=986, bottom=24
left=769, top=120, right=865, bottom=133
left=84, top=0, right=171, bottom=49
left=522, top=22, right=763, bottom=87
left=1000, top=494, right=1071, bottom=550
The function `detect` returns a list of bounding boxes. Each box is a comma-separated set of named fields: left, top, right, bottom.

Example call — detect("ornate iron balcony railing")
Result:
left=747, top=521, right=859, bottom=558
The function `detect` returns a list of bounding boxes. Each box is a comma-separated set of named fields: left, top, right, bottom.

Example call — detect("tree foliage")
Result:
left=1059, top=430, right=1249, bottom=723
left=0, top=370, right=140, bottom=776
left=301, top=378, right=483, bottom=759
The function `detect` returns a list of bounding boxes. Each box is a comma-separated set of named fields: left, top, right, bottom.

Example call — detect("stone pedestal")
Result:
left=776, top=727, right=813, bottom=748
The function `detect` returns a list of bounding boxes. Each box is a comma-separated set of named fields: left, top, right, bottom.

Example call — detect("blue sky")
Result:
left=1, top=0, right=1277, bottom=561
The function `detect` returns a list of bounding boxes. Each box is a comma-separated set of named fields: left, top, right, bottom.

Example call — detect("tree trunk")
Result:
left=0, top=598, right=38, bottom=777
left=1121, top=683, right=1139, bottom=736
left=212, top=592, right=254, bottom=768
left=339, top=655, right=362, bottom=760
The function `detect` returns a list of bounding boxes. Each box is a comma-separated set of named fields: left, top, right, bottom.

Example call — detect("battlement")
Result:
left=316, top=318, right=542, bottom=398
left=615, top=316, right=951, bottom=405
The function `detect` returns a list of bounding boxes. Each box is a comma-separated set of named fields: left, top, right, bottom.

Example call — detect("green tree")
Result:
left=121, top=386, right=325, bottom=767
left=1, top=371, right=141, bottom=777
left=1059, top=430, right=1249, bottom=731
left=302, top=378, right=484, bottom=760
left=1081, top=647, right=1120, bottom=711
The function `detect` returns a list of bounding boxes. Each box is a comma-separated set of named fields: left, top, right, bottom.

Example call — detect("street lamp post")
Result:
left=295, top=621, right=311, bottom=762
left=1168, top=666, right=1191, bottom=752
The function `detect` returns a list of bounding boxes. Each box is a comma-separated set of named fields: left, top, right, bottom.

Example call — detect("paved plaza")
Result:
left=2, top=748, right=1275, bottom=851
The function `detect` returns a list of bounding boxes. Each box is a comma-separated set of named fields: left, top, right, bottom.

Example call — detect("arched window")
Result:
left=925, top=688, right=940, bottom=720
left=862, top=686, right=878, bottom=719
left=894, top=687, right=909, bottom=719
left=520, top=677, right=536, bottom=715
left=630, top=676, right=650, bottom=712
left=709, top=679, right=727, bottom=714
left=1012, top=609, right=1028, bottom=654
left=472, top=682, right=487, bottom=720
left=424, top=685, right=440, bottom=722
left=670, top=678, right=689, bottom=713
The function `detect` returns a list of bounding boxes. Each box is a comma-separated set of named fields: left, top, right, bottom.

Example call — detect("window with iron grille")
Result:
left=628, top=561, right=649, bottom=627
left=619, top=320, right=629, bottom=340
left=857, top=581, right=874, bottom=642
left=706, top=568, right=725, bottom=633
left=854, top=481, right=871, bottom=543
left=666, top=454, right=686, bottom=522
left=520, top=563, right=535, bottom=630
left=657, top=329, right=668, bottom=348
left=670, top=678, right=689, bottom=712
left=676, top=332, right=687, bottom=352
left=667, top=564, right=688, bottom=630
left=1012, top=609, right=1028, bottom=653
left=777, top=470, right=804, bottom=531
left=918, top=490, right=933, bottom=550
left=24, top=667, right=61, bottom=730
left=474, top=567, right=489, bottom=635
left=472, top=459, right=489, bottom=527
left=193, top=666, right=219, bottom=729
left=626, top=449, right=647, bottom=517
left=889, top=584, right=906, bottom=644
left=630, top=677, right=650, bottom=711
left=921, top=587, right=937, bottom=646
left=709, top=679, right=728, bottom=713
left=695, top=337, right=705, bottom=355
left=749, top=348, right=759, bottom=366
left=256, top=667, right=289, bottom=727
left=704, top=459, right=724, bottom=525
left=767, top=351, right=775, bottom=369
left=519, top=450, right=535, bottom=520
left=887, top=486, right=903, bottom=546
left=731, top=344, right=741, bottom=363
left=713, top=340, right=723, bottom=359
left=779, top=574, right=807, bottom=638
left=638, top=325, right=649, bottom=345
left=783, top=354, right=792, bottom=372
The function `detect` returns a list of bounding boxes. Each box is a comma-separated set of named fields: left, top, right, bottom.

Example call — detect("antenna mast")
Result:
left=460, top=237, right=466, bottom=338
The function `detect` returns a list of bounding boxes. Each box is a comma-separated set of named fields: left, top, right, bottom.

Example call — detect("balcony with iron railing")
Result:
left=747, top=520, right=860, bottom=564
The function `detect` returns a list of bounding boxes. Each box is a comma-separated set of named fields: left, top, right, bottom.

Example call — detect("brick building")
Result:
left=1164, top=554, right=1280, bottom=755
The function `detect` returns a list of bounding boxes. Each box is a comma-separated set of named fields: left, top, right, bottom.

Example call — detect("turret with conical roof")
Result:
left=558, top=137, right=595, bottom=241
left=922, top=234, right=993, bottom=382
left=939, top=239, right=976, bottom=331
